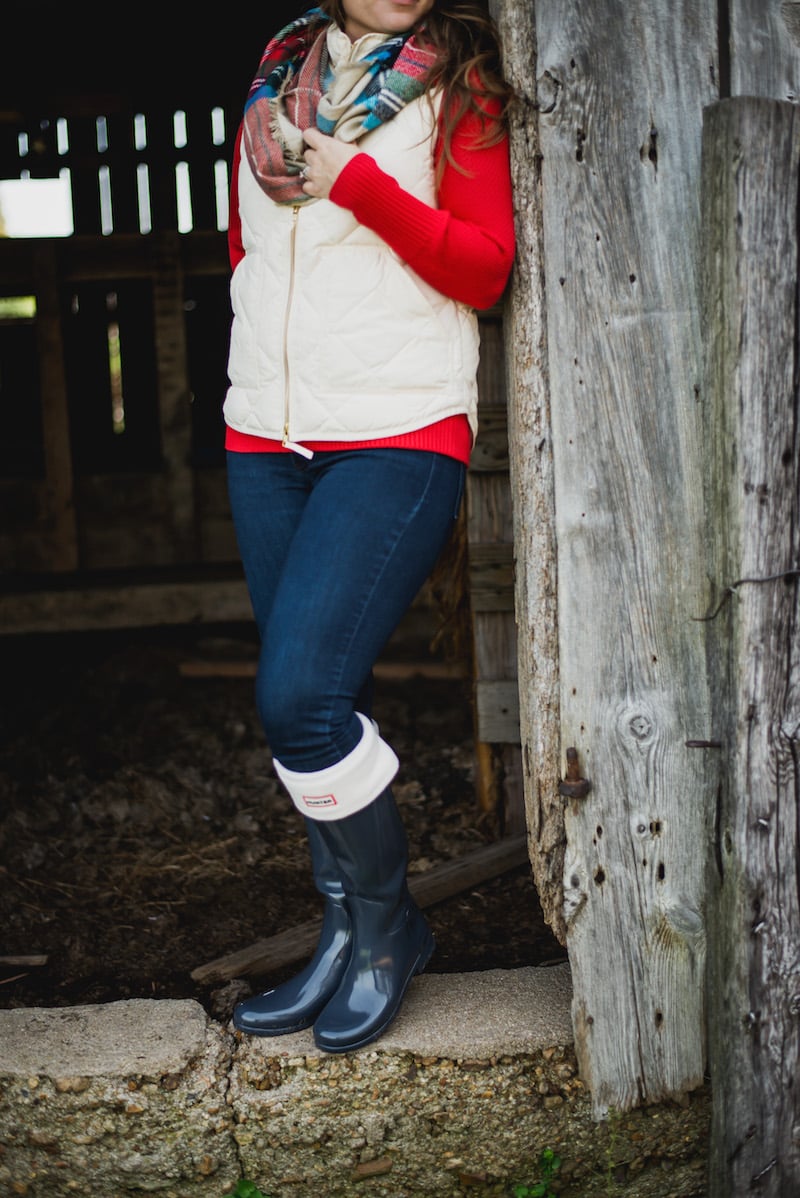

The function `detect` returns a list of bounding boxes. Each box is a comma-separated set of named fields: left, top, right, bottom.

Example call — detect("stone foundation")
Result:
left=0, top=965, right=709, bottom=1197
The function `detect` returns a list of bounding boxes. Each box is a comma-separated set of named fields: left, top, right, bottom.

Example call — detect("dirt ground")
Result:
left=0, top=623, right=566, bottom=1025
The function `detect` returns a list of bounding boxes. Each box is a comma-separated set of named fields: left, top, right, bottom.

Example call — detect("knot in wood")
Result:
left=536, top=70, right=561, bottom=114
left=628, top=713, right=653, bottom=741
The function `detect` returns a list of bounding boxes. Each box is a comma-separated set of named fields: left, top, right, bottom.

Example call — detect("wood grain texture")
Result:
left=729, top=0, right=800, bottom=99
left=702, top=95, right=800, bottom=1198
left=533, top=0, right=717, bottom=1115
left=491, top=0, right=567, bottom=943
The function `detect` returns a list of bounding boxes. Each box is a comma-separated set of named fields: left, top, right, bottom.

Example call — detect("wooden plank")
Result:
left=476, top=314, right=507, bottom=407
left=32, top=244, right=78, bottom=572
left=474, top=740, right=501, bottom=816
left=472, top=609, right=517, bottom=680
left=468, top=542, right=515, bottom=611
left=534, top=0, right=717, bottom=1117
left=0, top=577, right=252, bottom=635
left=729, top=0, right=800, bottom=100
left=469, top=313, right=524, bottom=832
left=470, top=292, right=523, bottom=833
left=476, top=680, right=520, bottom=745
left=178, top=658, right=466, bottom=681
left=498, top=746, right=527, bottom=837
left=152, top=232, right=198, bottom=561
left=702, top=96, right=800, bottom=1198
left=191, top=835, right=530, bottom=983
left=475, top=742, right=527, bottom=838
left=469, top=408, right=509, bottom=473
left=466, top=471, right=515, bottom=545
left=0, top=213, right=226, bottom=289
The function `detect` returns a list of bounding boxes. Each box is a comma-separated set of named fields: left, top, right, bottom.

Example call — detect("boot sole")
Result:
left=313, top=931, right=436, bottom=1054
left=233, top=1011, right=318, bottom=1036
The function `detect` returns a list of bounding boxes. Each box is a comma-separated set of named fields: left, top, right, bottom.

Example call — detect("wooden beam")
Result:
left=191, top=834, right=529, bottom=984
left=178, top=658, right=467, bottom=681
left=0, top=577, right=253, bottom=635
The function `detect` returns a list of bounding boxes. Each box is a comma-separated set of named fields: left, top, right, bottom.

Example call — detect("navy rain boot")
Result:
left=233, top=819, right=352, bottom=1036
left=312, top=787, right=435, bottom=1053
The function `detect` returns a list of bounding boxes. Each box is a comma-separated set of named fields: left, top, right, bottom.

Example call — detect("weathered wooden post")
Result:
left=490, top=1, right=565, bottom=937
left=701, top=95, right=800, bottom=1198
left=496, top=0, right=718, bottom=1118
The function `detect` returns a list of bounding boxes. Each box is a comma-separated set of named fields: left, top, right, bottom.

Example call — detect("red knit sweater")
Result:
left=226, top=100, right=515, bottom=464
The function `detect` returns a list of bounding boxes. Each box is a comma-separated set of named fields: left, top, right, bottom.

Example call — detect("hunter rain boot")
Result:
left=233, top=818, right=352, bottom=1035
left=311, top=786, right=435, bottom=1053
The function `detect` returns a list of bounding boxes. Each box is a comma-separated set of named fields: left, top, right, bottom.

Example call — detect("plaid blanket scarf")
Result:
left=242, top=7, right=437, bottom=205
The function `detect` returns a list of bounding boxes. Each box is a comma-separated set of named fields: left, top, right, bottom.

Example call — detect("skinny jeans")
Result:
left=226, top=448, right=465, bottom=774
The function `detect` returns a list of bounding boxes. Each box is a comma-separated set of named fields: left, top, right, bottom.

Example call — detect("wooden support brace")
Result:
left=191, top=834, right=529, bottom=984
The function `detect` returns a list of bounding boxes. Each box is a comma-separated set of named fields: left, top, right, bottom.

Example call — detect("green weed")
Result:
left=512, top=1146, right=562, bottom=1197
left=604, top=1107, right=621, bottom=1194
left=223, top=1182, right=273, bottom=1198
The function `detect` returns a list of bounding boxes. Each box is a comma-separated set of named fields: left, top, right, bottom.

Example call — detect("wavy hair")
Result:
left=315, top=1, right=514, bottom=168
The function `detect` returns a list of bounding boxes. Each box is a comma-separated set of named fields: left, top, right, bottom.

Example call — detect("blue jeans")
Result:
left=226, top=448, right=465, bottom=774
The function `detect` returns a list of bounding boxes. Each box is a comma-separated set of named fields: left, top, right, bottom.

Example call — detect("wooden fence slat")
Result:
left=152, top=232, right=198, bottom=561
left=533, top=0, right=717, bottom=1117
left=468, top=542, right=515, bottom=612
left=475, top=680, right=520, bottom=745
left=702, top=95, right=800, bottom=1198
left=467, top=311, right=526, bottom=833
left=33, top=244, right=78, bottom=572
left=729, top=0, right=800, bottom=99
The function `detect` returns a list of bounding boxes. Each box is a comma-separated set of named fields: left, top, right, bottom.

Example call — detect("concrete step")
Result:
left=0, top=964, right=709, bottom=1197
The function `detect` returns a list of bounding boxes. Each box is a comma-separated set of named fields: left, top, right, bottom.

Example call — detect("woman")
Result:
left=225, top=0, right=515, bottom=1053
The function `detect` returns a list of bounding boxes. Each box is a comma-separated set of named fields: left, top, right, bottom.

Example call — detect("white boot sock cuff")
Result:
left=273, top=713, right=399, bottom=821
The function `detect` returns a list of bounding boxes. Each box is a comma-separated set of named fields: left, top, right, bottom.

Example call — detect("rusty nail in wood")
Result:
left=559, top=746, right=592, bottom=799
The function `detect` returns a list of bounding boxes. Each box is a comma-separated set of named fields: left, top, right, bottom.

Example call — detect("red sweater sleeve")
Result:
left=329, top=104, right=515, bottom=310
left=228, top=124, right=245, bottom=272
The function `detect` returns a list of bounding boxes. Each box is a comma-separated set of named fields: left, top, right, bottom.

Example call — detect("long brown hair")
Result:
left=315, top=1, right=514, bottom=167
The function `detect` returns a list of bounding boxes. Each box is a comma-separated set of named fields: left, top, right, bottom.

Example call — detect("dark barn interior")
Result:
left=0, top=4, right=563, bottom=1019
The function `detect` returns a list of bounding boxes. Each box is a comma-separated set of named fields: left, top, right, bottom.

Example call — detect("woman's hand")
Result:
left=301, top=127, right=360, bottom=198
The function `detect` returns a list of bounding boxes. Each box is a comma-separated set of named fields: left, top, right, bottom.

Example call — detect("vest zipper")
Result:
left=282, top=204, right=314, bottom=460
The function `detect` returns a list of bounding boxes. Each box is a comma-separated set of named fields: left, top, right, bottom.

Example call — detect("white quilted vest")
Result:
left=224, top=93, right=480, bottom=448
